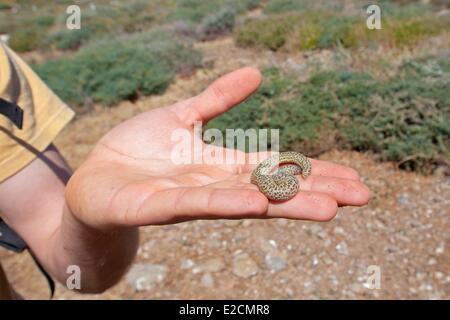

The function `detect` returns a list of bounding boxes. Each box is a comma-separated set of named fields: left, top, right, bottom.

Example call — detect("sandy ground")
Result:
left=0, top=37, right=449, bottom=300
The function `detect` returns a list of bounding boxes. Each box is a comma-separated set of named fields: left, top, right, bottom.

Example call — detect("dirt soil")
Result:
left=0, top=37, right=449, bottom=300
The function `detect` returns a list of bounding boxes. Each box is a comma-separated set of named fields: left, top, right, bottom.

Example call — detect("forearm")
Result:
left=0, top=145, right=139, bottom=293
left=48, top=205, right=139, bottom=293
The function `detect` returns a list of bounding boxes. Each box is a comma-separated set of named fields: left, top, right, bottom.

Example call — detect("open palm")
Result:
left=66, top=68, right=370, bottom=229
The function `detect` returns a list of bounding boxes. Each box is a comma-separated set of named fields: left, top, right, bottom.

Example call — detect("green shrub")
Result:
left=264, top=0, right=343, bottom=14
left=234, top=14, right=300, bottom=50
left=34, top=15, right=55, bottom=27
left=127, top=28, right=203, bottom=74
left=316, top=15, right=360, bottom=48
left=264, top=0, right=315, bottom=14
left=167, top=0, right=260, bottom=24
left=207, top=56, right=450, bottom=173
left=234, top=5, right=450, bottom=52
left=387, top=16, right=443, bottom=47
left=9, top=28, right=43, bottom=52
left=47, top=28, right=94, bottom=51
left=7, top=14, right=55, bottom=52
left=294, top=22, right=323, bottom=50
left=0, top=3, right=11, bottom=10
left=232, top=0, right=261, bottom=11
left=379, top=1, right=432, bottom=19
left=121, top=14, right=155, bottom=33
left=168, top=0, right=223, bottom=23
left=197, top=8, right=236, bottom=40
left=35, top=43, right=173, bottom=106
left=34, top=30, right=202, bottom=106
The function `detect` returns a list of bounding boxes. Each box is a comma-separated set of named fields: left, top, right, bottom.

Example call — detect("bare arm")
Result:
left=0, top=144, right=138, bottom=293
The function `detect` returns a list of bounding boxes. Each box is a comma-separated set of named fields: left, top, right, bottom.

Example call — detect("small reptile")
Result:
left=251, top=151, right=311, bottom=201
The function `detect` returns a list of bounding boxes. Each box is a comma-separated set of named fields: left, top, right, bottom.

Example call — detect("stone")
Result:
left=242, top=220, right=253, bottom=227
left=200, top=273, right=215, bottom=287
left=224, top=220, right=241, bottom=227
left=232, top=252, right=259, bottom=278
left=336, top=241, right=349, bottom=255
left=268, top=239, right=278, bottom=248
left=181, top=259, right=195, bottom=269
left=193, top=258, right=225, bottom=274
left=435, top=242, right=445, bottom=255
left=397, top=194, right=409, bottom=205
left=126, top=264, right=166, bottom=292
left=311, top=255, right=319, bottom=266
left=333, top=226, right=346, bottom=236
left=265, top=253, right=287, bottom=272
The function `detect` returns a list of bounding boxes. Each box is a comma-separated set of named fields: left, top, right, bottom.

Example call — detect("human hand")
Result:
left=66, top=67, right=371, bottom=229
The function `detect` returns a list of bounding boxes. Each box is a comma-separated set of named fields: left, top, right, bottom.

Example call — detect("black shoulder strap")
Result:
left=0, top=219, right=55, bottom=298
left=0, top=219, right=27, bottom=252
left=0, top=98, right=23, bottom=129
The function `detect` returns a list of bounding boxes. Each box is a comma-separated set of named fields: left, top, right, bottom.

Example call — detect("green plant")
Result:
left=127, top=28, right=203, bottom=74
left=7, top=13, right=56, bottom=51
left=34, top=29, right=202, bottom=106
left=234, top=14, right=299, bottom=51
left=387, top=17, right=442, bottom=47
left=34, top=15, right=55, bottom=27
left=168, top=0, right=222, bottom=22
left=35, top=43, right=173, bottom=106
left=47, top=28, right=94, bottom=51
left=264, top=0, right=343, bottom=14
left=197, top=8, right=236, bottom=40
left=234, top=3, right=450, bottom=52
left=9, top=28, right=43, bottom=52
left=264, top=0, right=314, bottom=13
left=289, top=21, right=323, bottom=50
left=0, top=3, right=11, bottom=10
left=207, top=55, right=450, bottom=173
left=316, top=15, right=360, bottom=48
left=232, top=0, right=261, bottom=11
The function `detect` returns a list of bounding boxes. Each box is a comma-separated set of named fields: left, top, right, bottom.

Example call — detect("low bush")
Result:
left=386, top=16, right=446, bottom=47
left=234, top=5, right=450, bottom=52
left=264, top=0, right=315, bottom=14
left=0, top=3, right=11, bottom=11
left=46, top=28, right=94, bottom=51
left=8, top=14, right=56, bottom=52
left=234, top=14, right=300, bottom=50
left=167, top=0, right=224, bottom=23
left=233, top=0, right=262, bottom=11
left=9, top=28, right=44, bottom=52
left=127, top=28, right=203, bottom=74
left=35, top=44, right=173, bottom=106
left=315, top=15, right=360, bottom=48
left=167, top=0, right=261, bottom=23
left=34, top=30, right=202, bottom=106
left=197, top=8, right=236, bottom=40
left=207, top=55, right=450, bottom=173
left=264, top=0, right=344, bottom=14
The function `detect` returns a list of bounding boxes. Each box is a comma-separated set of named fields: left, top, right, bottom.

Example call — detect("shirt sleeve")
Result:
left=0, top=42, right=75, bottom=182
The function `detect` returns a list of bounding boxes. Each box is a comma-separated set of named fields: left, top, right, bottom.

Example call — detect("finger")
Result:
left=309, top=158, right=360, bottom=180
left=135, top=186, right=269, bottom=225
left=230, top=151, right=360, bottom=180
left=235, top=173, right=370, bottom=206
left=299, top=175, right=371, bottom=206
left=267, top=191, right=338, bottom=221
left=171, top=67, right=262, bottom=125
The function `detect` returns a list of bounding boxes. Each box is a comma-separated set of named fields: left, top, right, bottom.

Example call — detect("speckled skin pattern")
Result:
left=251, top=151, right=311, bottom=201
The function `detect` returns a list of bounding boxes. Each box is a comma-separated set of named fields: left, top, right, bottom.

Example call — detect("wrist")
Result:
left=51, top=205, right=139, bottom=293
left=64, top=162, right=119, bottom=230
